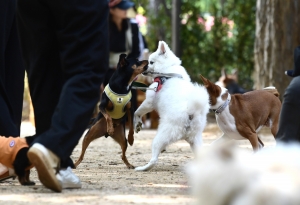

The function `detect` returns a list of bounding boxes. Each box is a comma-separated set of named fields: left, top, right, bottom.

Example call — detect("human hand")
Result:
left=108, top=0, right=122, bottom=8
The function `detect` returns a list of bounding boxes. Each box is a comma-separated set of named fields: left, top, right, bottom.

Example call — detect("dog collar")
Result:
left=213, top=98, right=230, bottom=115
left=154, top=76, right=171, bottom=92
left=136, top=72, right=183, bottom=92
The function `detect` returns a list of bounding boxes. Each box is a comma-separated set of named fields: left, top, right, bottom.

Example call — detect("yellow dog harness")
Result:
left=104, top=85, right=132, bottom=119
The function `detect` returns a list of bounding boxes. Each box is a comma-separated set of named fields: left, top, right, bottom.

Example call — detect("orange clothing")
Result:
left=0, top=136, right=29, bottom=169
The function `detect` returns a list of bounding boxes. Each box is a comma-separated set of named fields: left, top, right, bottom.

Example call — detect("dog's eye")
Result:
left=150, top=61, right=154, bottom=65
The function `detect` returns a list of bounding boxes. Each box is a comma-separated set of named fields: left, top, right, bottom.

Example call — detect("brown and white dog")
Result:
left=200, top=75, right=281, bottom=151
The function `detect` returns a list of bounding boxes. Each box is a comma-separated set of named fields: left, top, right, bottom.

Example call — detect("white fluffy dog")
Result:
left=133, top=41, right=209, bottom=171
left=186, top=142, right=300, bottom=205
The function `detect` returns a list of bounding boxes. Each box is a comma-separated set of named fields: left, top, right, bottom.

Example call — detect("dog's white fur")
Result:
left=186, top=142, right=300, bottom=205
left=209, top=85, right=278, bottom=149
left=211, top=87, right=248, bottom=142
left=134, top=41, right=209, bottom=171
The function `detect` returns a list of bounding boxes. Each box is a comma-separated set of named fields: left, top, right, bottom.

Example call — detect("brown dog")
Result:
left=200, top=75, right=281, bottom=151
left=74, top=54, right=148, bottom=169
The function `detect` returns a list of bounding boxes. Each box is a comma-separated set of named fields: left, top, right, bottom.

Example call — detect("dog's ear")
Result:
left=119, top=54, right=127, bottom=67
left=200, top=74, right=222, bottom=105
left=200, top=74, right=220, bottom=91
left=159, top=41, right=166, bottom=55
left=231, top=68, right=239, bottom=81
left=221, top=68, right=228, bottom=79
left=199, top=74, right=210, bottom=88
left=231, top=68, right=238, bottom=76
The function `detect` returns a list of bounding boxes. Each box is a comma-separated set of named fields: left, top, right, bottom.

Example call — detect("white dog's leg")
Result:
left=134, top=101, right=153, bottom=133
left=186, top=133, right=203, bottom=153
left=135, top=132, right=171, bottom=171
left=134, top=85, right=156, bottom=133
left=211, top=134, right=232, bottom=146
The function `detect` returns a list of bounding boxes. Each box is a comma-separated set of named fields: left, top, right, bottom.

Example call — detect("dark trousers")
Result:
left=0, top=0, right=25, bottom=137
left=16, top=0, right=109, bottom=167
left=276, top=76, right=300, bottom=143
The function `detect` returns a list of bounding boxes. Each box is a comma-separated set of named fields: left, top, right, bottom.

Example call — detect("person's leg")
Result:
left=16, top=0, right=71, bottom=191
left=31, top=0, right=109, bottom=167
left=16, top=0, right=78, bottom=170
left=16, top=0, right=63, bottom=137
left=276, top=76, right=300, bottom=143
left=18, top=0, right=109, bottom=192
left=0, top=0, right=24, bottom=137
left=5, top=10, right=25, bottom=134
left=0, top=98, right=18, bottom=136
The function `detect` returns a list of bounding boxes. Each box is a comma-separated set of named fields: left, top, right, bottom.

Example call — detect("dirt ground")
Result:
left=0, top=116, right=276, bottom=205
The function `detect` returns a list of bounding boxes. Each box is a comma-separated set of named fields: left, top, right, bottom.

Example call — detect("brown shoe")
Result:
left=27, top=143, right=62, bottom=192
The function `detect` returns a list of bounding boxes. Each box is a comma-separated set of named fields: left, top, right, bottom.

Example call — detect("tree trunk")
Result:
left=148, top=0, right=170, bottom=43
left=172, top=0, right=181, bottom=57
left=254, top=0, right=300, bottom=99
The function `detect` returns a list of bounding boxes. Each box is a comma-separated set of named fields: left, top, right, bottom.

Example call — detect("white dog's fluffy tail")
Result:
left=187, top=83, right=210, bottom=117
left=155, top=79, right=209, bottom=141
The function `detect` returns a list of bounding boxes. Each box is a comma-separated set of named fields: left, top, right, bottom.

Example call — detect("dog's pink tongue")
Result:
left=133, top=76, right=138, bottom=81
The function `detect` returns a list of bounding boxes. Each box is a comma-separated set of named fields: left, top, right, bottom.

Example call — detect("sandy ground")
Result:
left=0, top=117, right=276, bottom=205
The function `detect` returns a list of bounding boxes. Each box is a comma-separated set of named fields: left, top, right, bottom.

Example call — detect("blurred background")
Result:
left=22, top=0, right=300, bottom=128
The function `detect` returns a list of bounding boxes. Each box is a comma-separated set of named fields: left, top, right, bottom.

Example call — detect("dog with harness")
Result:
left=74, top=54, right=148, bottom=169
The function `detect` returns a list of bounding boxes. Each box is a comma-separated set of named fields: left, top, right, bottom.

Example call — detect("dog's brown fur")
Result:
left=75, top=117, right=135, bottom=168
left=74, top=55, right=148, bottom=169
left=200, top=75, right=281, bottom=151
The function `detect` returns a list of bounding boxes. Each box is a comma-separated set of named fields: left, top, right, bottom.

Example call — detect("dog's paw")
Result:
left=134, top=121, right=143, bottom=133
left=134, top=115, right=143, bottom=133
left=126, top=164, right=135, bottom=169
left=128, top=132, right=134, bottom=146
left=135, top=164, right=153, bottom=171
left=107, top=127, right=114, bottom=136
left=19, top=178, right=36, bottom=186
left=23, top=181, right=36, bottom=186
left=135, top=166, right=147, bottom=171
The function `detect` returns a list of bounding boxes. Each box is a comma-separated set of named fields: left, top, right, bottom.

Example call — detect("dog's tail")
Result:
left=187, top=83, right=210, bottom=117
left=263, top=86, right=280, bottom=98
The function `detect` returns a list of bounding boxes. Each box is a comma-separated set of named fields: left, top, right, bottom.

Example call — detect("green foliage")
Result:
left=136, top=0, right=256, bottom=89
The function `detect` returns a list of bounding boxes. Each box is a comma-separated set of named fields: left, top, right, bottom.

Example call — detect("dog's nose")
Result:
left=144, top=64, right=148, bottom=70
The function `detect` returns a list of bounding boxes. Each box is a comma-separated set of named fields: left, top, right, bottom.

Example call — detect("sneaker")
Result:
left=27, top=143, right=62, bottom=192
left=56, top=167, right=82, bottom=189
